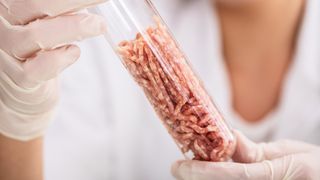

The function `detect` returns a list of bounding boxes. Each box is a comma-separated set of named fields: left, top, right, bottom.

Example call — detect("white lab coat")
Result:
left=44, top=0, right=320, bottom=179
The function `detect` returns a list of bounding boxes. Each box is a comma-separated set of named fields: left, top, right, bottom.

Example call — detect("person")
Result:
left=0, top=0, right=319, bottom=179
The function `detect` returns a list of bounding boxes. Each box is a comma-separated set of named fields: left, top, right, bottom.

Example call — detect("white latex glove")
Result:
left=172, top=131, right=320, bottom=180
left=0, top=0, right=107, bottom=141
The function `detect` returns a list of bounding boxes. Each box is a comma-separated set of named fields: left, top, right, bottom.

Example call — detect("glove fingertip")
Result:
left=232, top=130, right=259, bottom=163
left=65, top=44, right=81, bottom=60
left=171, top=160, right=187, bottom=180
left=78, top=13, right=107, bottom=38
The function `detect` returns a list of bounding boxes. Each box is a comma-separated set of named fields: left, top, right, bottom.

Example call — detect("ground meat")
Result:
left=117, top=18, right=236, bottom=162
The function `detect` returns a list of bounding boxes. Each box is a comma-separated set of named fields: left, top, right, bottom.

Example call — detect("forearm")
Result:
left=0, top=134, right=43, bottom=180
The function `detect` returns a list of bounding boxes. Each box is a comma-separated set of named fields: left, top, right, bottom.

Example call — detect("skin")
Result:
left=0, top=0, right=305, bottom=179
left=215, top=0, right=305, bottom=122
left=0, top=135, right=43, bottom=180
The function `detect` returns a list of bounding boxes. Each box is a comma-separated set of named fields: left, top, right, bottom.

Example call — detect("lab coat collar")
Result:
left=293, top=0, right=320, bottom=88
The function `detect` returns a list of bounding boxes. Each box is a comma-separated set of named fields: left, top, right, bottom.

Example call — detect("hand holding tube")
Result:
left=0, top=0, right=107, bottom=141
left=172, top=130, right=320, bottom=180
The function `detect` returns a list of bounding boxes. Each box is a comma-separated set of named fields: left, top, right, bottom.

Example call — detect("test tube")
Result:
left=92, top=0, right=236, bottom=161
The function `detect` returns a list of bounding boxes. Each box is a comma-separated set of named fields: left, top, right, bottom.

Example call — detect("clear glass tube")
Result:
left=92, top=0, right=236, bottom=161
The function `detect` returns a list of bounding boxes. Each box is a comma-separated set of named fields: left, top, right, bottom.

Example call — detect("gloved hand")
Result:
left=0, top=0, right=107, bottom=141
left=172, top=131, right=320, bottom=180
